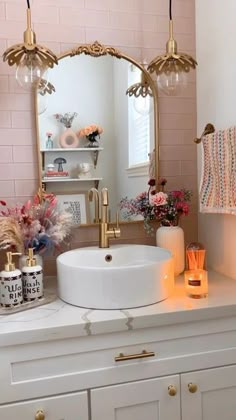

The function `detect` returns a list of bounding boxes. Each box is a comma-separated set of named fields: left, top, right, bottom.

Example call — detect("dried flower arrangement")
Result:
left=54, top=112, right=78, bottom=128
left=120, top=178, right=192, bottom=233
left=0, top=194, right=73, bottom=255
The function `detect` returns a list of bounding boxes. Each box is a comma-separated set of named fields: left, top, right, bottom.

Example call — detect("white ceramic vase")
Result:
left=156, top=226, right=185, bottom=276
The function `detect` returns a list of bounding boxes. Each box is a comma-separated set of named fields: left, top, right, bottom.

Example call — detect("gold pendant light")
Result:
left=126, top=70, right=153, bottom=99
left=147, top=0, right=197, bottom=96
left=126, top=65, right=153, bottom=115
left=3, top=0, right=58, bottom=91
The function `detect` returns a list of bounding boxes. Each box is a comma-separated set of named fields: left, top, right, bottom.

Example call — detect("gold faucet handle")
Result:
left=101, top=188, right=108, bottom=206
left=116, top=210, right=120, bottom=230
left=113, top=211, right=121, bottom=238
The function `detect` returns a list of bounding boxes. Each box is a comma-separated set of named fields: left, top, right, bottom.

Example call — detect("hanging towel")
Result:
left=199, top=126, right=236, bottom=214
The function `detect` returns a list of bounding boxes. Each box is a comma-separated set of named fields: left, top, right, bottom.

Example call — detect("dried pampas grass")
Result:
left=0, top=217, right=24, bottom=252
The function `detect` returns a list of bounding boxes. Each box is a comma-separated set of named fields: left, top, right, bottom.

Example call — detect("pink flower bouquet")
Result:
left=120, top=179, right=192, bottom=233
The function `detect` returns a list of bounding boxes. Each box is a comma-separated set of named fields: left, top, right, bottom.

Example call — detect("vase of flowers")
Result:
left=78, top=124, right=103, bottom=148
left=55, top=112, right=79, bottom=148
left=0, top=193, right=73, bottom=263
left=120, top=178, right=192, bottom=276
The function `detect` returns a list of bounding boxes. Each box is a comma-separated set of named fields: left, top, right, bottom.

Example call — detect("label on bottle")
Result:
left=0, top=274, right=23, bottom=306
left=188, top=279, right=201, bottom=286
left=22, top=270, right=43, bottom=301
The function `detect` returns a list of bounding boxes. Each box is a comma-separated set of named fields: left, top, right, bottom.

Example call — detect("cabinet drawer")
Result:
left=0, top=391, right=88, bottom=420
left=1, top=323, right=236, bottom=404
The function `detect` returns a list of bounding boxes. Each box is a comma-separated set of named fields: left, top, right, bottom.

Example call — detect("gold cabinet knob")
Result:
left=188, top=383, right=198, bottom=393
left=35, top=410, right=45, bottom=420
left=168, top=385, right=177, bottom=396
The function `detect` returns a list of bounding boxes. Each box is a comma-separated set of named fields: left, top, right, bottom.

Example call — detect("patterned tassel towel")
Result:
left=200, top=126, right=236, bottom=214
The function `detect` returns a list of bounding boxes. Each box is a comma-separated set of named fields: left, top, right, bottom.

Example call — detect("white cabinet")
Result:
left=91, top=376, right=181, bottom=420
left=0, top=392, right=88, bottom=420
left=181, top=365, right=236, bottom=420
left=1, top=304, right=236, bottom=420
left=91, top=365, right=236, bottom=420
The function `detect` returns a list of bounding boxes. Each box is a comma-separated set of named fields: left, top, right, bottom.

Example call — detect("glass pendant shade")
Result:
left=3, top=2, right=57, bottom=91
left=37, top=92, right=48, bottom=115
left=16, top=55, right=49, bottom=91
left=133, top=95, right=153, bottom=116
left=126, top=69, right=153, bottom=115
left=147, top=0, right=197, bottom=96
left=157, top=61, right=187, bottom=96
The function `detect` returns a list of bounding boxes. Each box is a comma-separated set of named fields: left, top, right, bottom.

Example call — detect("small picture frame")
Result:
left=56, top=192, right=89, bottom=225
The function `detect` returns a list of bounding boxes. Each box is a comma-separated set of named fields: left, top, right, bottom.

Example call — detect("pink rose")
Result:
left=149, top=192, right=168, bottom=206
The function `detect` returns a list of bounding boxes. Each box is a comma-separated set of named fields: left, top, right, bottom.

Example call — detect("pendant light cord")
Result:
left=27, top=0, right=30, bottom=8
left=169, top=0, right=172, bottom=20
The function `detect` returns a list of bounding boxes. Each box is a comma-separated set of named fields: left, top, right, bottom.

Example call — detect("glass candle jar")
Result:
left=184, top=269, right=208, bottom=299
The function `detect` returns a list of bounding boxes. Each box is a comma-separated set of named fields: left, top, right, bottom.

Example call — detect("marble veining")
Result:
left=120, top=309, right=134, bottom=330
left=81, top=309, right=94, bottom=335
left=1, top=272, right=236, bottom=347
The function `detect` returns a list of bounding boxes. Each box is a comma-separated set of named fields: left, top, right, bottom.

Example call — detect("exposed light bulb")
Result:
left=37, top=93, right=48, bottom=115
left=133, top=96, right=153, bottom=116
left=16, top=54, right=48, bottom=91
left=157, top=61, right=187, bottom=96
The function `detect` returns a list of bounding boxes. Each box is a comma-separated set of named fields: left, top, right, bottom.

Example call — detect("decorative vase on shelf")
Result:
left=19, top=253, right=43, bottom=271
left=54, top=112, right=79, bottom=148
left=60, top=127, right=79, bottom=148
left=156, top=225, right=185, bottom=276
left=86, top=133, right=99, bottom=148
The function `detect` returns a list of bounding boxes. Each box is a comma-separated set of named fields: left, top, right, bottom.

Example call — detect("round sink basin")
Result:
left=57, top=245, right=174, bottom=310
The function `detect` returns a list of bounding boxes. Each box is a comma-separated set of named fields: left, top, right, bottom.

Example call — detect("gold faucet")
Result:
left=88, top=187, right=100, bottom=223
left=89, top=187, right=121, bottom=248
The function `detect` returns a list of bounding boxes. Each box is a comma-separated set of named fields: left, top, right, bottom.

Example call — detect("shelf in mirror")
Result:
left=41, top=147, right=103, bottom=169
left=42, top=177, right=103, bottom=189
left=42, top=177, right=102, bottom=182
left=40, top=147, right=104, bottom=152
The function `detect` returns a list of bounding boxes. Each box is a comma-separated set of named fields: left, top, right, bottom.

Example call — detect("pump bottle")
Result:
left=22, top=248, right=43, bottom=301
left=0, top=252, right=23, bottom=307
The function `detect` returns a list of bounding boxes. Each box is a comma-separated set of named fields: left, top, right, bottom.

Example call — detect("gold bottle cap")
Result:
left=26, top=248, right=36, bottom=267
left=4, top=252, right=16, bottom=272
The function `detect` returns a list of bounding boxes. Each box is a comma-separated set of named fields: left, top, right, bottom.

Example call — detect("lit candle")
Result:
left=184, top=269, right=208, bottom=299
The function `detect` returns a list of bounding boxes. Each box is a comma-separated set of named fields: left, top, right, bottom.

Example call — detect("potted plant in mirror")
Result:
left=120, top=179, right=192, bottom=275
left=78, top=124, right=103, bottom=148
left=55, top=112, right=79, bottom=148
left=0, top=194, right=73, bottom=269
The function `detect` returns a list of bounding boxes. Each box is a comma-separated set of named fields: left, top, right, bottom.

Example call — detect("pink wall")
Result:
left=0, top=0, right=197, bottom=241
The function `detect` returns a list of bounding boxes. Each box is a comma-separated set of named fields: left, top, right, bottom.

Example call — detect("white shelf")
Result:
left=40, top=148, right=103, bottom=152
left=42, top=177, right=103, bottom=183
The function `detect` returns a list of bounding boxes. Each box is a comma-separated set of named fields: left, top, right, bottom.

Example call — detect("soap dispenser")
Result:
left=22, top=248, right=43, bottom=301
left=0, top=252, right=23, bottom=307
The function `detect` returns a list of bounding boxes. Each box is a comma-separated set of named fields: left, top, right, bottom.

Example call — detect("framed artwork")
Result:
left=56, top=192, right=89, bottom=225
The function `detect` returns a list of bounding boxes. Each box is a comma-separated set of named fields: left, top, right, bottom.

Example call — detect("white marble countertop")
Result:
left=0, top=271, right=236, bottom=347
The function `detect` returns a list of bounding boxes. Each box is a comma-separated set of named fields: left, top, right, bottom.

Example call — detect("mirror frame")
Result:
left=35, top=41, right=159, bottom=205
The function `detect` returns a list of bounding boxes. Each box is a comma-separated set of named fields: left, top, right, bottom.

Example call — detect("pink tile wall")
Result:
left=0, top=0, right=197, bottom=254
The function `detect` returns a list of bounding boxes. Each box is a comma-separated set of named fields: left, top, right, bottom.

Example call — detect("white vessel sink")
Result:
left=57, top=245, right=174, bottom=310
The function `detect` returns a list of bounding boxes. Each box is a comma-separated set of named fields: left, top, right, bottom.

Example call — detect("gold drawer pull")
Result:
left=188, top=383, right=198, bottom=393
left=168, top=385, right=177, bottom=396
left=35, top=410, right=45, bottom=420
left=115, top=350, right=155, bottom=362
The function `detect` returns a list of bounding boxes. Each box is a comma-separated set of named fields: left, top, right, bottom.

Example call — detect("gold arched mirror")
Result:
left=35, top=41, right=159, bottom=225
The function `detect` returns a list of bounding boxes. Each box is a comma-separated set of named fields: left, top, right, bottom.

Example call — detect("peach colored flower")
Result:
left=149, top=192, right=168, bottom=207
left=77, top=124, right=103, bottom=138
